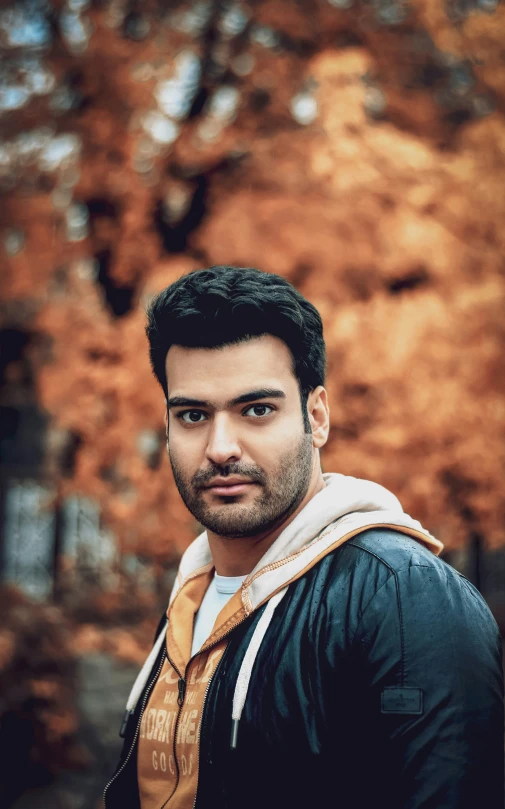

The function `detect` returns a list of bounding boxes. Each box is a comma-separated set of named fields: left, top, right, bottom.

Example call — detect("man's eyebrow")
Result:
left=166, top=396, right=209, bottom=409
left=166, top=389, right=286, bottom=410
left=229, top=389, right=286, bottom=407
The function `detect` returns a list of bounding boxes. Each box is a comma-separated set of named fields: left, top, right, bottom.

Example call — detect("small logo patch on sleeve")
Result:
left=381, top=687, right=423, bottom=715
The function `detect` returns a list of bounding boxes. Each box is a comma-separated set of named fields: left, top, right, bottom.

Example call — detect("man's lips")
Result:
left=204, top=481, right=257, bottom=496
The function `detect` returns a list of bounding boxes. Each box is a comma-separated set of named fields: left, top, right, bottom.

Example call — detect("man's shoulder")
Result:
left=344, top=526, right=446, bottom=574
left=339, top=528, right=500, bottom=650
left=336, top=527, right=498, bottom=627
left=324, top=525, right=472, bottom=604
left=310, top=526, right=455, bottom=618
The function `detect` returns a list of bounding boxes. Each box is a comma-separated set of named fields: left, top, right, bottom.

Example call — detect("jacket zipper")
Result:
left=103, top=651, right=166, bottom=807
left=160, top=619, right=249, bottom=809
left=191, top=662, right=223, bottom=809
left=188, top=597, right=283, bottom=809
left=159, top=653, right=185, bottom=809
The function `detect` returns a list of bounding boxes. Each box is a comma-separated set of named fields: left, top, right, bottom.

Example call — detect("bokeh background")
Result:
left=1, top=0, right=504, bottom=806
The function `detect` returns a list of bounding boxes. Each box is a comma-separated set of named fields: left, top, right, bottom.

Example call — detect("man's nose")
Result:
left=205, top=414, right=242, bottom=466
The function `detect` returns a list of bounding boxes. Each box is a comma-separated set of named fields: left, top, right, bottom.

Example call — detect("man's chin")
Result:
left=197, top=508, right=289, bottom=540
left=194, top=507, right=267, bottom=538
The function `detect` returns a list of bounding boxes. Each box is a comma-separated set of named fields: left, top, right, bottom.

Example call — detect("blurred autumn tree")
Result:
left=1, top=0, right=505, bottom=567
left=0, top=587, right=84, bottom=805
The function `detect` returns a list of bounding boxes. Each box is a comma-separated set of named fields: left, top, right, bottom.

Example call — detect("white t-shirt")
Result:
left=191, top=572, right=247, bottom=657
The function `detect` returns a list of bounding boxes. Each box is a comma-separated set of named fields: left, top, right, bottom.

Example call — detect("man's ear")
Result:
left=307, top=386, right=330, bottom=449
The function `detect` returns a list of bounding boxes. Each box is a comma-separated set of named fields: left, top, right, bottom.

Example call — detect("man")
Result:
left=105, top=265, right=504, bottom=809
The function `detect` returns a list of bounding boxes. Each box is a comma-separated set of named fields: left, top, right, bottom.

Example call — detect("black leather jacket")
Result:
left=105, top=529, right=504, bottom=809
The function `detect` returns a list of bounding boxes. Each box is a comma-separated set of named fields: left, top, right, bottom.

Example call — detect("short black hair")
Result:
left=145, top=265, right=326, bottom=432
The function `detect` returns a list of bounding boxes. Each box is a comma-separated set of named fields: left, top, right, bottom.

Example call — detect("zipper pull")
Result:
left=177, top=678, right=186, bottom=707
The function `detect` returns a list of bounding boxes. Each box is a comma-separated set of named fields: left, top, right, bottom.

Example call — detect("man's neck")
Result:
left=208, top=473, right=326, bottom=577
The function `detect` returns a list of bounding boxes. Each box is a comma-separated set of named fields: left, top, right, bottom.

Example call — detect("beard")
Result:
left=168, top=432, right=314, bottom=539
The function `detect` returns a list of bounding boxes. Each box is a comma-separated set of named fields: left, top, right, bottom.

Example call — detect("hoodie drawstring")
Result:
left=120, top=618, right=167, bottom=738
left=230, top=586, right=288, bottom=750
left=120, top=588, right=288, bottom=747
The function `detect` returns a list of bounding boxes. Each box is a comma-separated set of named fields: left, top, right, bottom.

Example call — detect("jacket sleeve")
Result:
left=353, top=563, right=504, bottom=809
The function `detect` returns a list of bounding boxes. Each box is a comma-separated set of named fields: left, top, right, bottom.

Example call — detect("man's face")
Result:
left=165, top=335, right=315, bottom=539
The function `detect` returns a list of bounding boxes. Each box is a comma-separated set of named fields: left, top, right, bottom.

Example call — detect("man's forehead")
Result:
left=165, top=338, right=297, bottom=404
left=166, top=337, right=294, bottom=379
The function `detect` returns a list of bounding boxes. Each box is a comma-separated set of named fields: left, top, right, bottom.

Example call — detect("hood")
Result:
left=170, top=471, right=443, bottom=613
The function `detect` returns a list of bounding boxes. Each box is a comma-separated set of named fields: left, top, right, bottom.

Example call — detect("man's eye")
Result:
left=244, top=405, right=274, bottom=418
left=180, top=410, right=207, bottom=424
